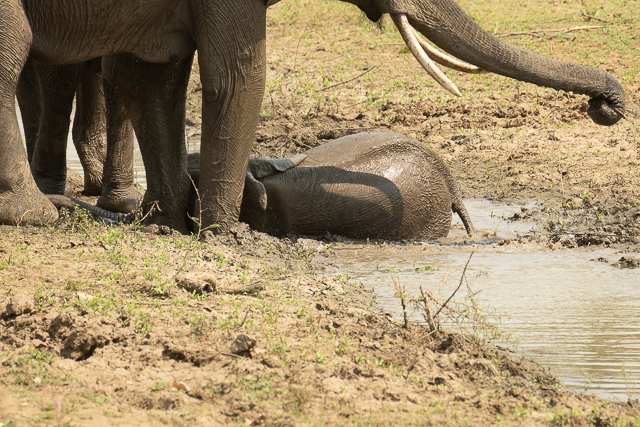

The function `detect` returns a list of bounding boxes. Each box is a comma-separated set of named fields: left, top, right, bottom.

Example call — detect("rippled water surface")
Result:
left=327, top=200, right=640, bottom=401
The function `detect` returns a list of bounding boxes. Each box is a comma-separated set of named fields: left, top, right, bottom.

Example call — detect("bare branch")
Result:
left=435, top=252, right=474, bottom=318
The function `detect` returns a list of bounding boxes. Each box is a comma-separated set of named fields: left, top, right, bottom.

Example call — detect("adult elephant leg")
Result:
left=16, top=58, right=41, bottom=162
left=103, top=54, right=192, bottom=232
left=0, top=1, right=57, bottom=225
left=96, top=76, right=137, bottom=214
left=30, top=62, right=80, bottom=195
left=72, top=59, right=107, bottom=196
left=196, top=4, right=267, bottom=232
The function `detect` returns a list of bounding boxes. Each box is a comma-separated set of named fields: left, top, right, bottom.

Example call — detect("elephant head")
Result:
left=341, top=0, right=625, bottom=126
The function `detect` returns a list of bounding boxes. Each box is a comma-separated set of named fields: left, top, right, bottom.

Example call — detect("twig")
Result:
left=497, top=25, right=606, bottom=38
left=319, top=67, right=376, bottom=92
left=435, top=252, right=473, bottom=318
left=393, top=278, right=409, bottom=329
left=431, top=270, right=450, bottom=300
left=582, top=13, right=634, bottom=24
left=419, top=285, right=437, bottom=333
left=581, top=12, right=612, bottom=23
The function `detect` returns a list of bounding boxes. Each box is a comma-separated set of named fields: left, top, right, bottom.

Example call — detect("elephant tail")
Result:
left=444, top=177, right=474, bottom=236
left=47, top=195, right=135, bottom=224
left=452, top=196, right=475, bottom=237
left=420, top=144, right=475, bottom=236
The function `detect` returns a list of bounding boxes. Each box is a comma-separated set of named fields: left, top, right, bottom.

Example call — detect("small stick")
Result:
left=319, top=67, right=377, bottom=92
left=420, top=285, right=437, bottom=333
left=393, top=278, right=409, bottom=329
left=435, top=252, right=474, bottom=317
left=581, top=12, right=612, bottom=23
left=497, top=25, right=605, bottom=38
left=431, top=270, right=450, bottom=300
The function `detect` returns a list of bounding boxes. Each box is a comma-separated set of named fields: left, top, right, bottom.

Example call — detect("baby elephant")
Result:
left=189, top=132, right=474, bottom=240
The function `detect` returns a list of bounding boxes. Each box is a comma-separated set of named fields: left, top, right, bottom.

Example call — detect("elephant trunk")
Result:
left=400, top=0, right=625, bottom=125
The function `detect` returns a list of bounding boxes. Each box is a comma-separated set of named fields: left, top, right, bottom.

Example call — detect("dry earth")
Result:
left=2, top=0, right=640, bottom=425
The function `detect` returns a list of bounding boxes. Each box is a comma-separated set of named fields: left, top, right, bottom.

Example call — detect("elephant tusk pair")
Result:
left=392, top=14, right=484, bottom=97
left=409, top=27, right=485, bottom=75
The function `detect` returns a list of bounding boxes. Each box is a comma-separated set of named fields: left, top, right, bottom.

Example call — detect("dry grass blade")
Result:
left=497, top=25, right=606, bottom=38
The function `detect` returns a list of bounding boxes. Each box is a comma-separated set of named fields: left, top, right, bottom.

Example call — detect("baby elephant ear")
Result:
left=248, top=154, right=307, bottom=179
left=239, top=170, right=268, bottom=232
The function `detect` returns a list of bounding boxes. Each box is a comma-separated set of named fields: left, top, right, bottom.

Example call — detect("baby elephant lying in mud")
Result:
left=190, top=132, right=474, bottom=240
left=51, top=132, right=474, bottom=240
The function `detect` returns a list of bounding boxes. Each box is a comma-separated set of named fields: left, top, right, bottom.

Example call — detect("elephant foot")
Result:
left=137, top=193, right=190, bottom=235
left=141, top=210, right=190, bottom=235
left=97, top=185, right=138, bottom=214
left=0, top=189, right=59, bottom=226
left=81, top=174, right=103, bottom=197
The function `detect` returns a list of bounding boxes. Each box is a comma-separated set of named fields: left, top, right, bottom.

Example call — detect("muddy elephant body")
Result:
left=0, top=0, right=626, bottom=233
left=187, top=132, right=474, bottom=240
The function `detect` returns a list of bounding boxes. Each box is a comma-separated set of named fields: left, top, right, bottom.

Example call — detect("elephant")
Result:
left=0, top=0, right=627, bottom=234
left=17, top=57, right=139, bottom=212
left=17, top=58, right=109, bottom=196
left=231, top=132, right=475, bottom=239
left=51, top=132, right=475, bottom=240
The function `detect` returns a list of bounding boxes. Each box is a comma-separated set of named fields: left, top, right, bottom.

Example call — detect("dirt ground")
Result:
left=2, top=0, right=640, bottom=425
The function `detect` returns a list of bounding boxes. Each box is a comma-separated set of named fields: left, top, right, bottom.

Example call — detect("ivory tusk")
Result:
left=391, top=13, right=462, bottom=97
left=409, top=26, right=486, bottom=74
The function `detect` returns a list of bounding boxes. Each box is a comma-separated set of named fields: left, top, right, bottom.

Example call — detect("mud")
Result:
left=1, top=217, right=638, bottom=426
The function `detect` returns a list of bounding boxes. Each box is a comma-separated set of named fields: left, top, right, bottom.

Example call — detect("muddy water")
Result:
left=327, top=200, right=640, bottom=401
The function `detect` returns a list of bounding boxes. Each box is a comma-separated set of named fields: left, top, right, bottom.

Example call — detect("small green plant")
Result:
left=135, top=313, right=153, bottom=334
left=314, top=352, right=327, bottom=364
left=385, top=266, right=402, bottom=273
left=190, top=290, right=207, bottom=301
left=413, top=265, right=439, bottom=272
left=189, top=314, right=208, bottom=339
left=335, top=335, right=352, bottom=355
left=270, top=337, right=288, bottom=356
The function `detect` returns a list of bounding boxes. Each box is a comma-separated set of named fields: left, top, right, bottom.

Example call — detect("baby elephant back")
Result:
left=260, top=132, right=453, bottom=240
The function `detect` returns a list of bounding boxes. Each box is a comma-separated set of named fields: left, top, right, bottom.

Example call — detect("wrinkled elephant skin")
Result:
left=0, top=0, right=627, bottom=231
left=17, top=58, right=109, bottom=197
left=189, top=132, right=475, bottom=240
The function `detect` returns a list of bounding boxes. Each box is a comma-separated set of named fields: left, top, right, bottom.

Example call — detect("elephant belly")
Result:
left=26, top=0, right=195, bottom=64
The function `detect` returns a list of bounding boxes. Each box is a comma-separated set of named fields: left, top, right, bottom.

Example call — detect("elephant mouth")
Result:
left=391, top=13, right=484, bottom=97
